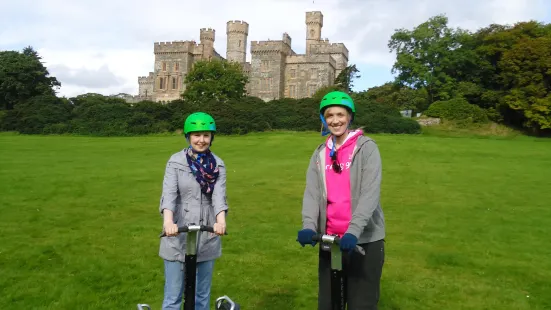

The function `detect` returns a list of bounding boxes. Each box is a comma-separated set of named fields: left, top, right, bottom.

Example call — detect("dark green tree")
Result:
left=0, top=46, right=61, bottom=110
left=334, top=64, right=360, bottom=92
left=182, top=59, right=248, bottom=103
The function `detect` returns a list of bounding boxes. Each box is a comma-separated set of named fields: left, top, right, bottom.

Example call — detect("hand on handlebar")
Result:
left=297, top=229, right=317, bottom=247
left=163, top=222, right=179, bottom=236
left=213, top=222, right=226, bottom=236
left=339, top=233, right=358, bottom=253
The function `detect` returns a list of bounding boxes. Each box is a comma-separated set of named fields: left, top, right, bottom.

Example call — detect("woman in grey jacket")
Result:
left=159, top=112, right=229, bottom=310
left=297, top=91, right=386, bottom=310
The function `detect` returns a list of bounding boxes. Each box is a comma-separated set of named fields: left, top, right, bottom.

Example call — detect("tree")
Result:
left=182, top=59, right=248, bottom=103
left=355, top=83, right=429, bottom=112
left=312, top=84, right=345, bottom=102
left=334, top=64, right=360, bottom=92
left=0, top=46, right=61, bottom=110
left=388, top=15, right=473, bottom=103
left=499, top=36, right=551, bottom=131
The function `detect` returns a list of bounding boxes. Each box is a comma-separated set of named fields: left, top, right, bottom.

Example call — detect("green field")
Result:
left=1, top=132, right=550, bottom=309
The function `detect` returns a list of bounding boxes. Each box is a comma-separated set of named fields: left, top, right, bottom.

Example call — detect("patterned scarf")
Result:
left=185, top=147, right=219, bottom=195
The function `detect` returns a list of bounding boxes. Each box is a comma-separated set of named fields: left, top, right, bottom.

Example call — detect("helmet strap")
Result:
left=320, top=114, right=331, bottom=136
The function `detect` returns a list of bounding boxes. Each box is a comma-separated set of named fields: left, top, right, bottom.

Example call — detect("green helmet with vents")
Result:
left=183, top=112, right=216, bottom=135
left=319, top=91, right=356, bottom=114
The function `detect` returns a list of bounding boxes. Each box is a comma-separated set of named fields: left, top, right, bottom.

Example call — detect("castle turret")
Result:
left=306, top=11, right=323, bottom=55
left=200, top=28, right=215, bottom=60
left=226, top=20, right=249, bottom=63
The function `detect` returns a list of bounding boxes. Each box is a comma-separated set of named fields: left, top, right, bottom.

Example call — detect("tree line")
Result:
left=1, top=15, right=550, bottom=136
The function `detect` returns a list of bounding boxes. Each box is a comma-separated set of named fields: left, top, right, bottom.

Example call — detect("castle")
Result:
left=136, top=11, right=348, bottom=102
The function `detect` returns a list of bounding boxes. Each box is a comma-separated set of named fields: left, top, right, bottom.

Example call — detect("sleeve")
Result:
left=346, top=142, right=382, bottom=238
left=212, top=163, right=229, bottom=216
left=302, top=150, right=321, bottom=232
left=159, top=160, right=179, bottom=215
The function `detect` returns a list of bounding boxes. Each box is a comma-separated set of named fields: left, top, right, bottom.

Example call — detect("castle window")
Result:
left=289, top=85, right=296, bottom=98
left=310, top=68, right=318, bottom=79
left=238, top=40, right=241, bottom=47
left=159, top=77, right=165, bottom=90
left=308, top=84, right=317, bottom=97
left=162, top=62, right=166, bottom=71
left=172, top=77, right=177, bottom=90
left=261, top=60, right=269, bottom=71
left=261, top=78, right=272, bottom=92
left=175, top=63, right=179, bottom=71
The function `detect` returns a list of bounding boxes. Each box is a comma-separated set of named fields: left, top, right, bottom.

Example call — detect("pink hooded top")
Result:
left=324, top=129, right=364, bottom=237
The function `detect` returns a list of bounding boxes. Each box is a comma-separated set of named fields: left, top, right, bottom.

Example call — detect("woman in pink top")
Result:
left=297, top=91, right=386, bottom=310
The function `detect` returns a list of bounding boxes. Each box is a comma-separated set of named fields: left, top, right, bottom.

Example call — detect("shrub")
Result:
left=353, top=99, right=421, bottom=134
left=2, top=92, right=423, bottom=136
left=425, top=98, right=488, bottom=123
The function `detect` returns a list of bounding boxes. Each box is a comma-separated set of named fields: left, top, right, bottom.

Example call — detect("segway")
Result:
left=158, top=224, right=230, bottom=310
left=137, top=224, right=240, bottom=310
left=311, top=234, right=365, bottom=310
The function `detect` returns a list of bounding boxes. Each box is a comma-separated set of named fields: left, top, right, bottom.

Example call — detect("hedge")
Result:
left=1, top=94, right=421, bottom=136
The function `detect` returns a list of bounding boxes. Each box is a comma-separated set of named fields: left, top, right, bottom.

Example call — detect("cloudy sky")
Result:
left=1, top=0, right=550, bottom=98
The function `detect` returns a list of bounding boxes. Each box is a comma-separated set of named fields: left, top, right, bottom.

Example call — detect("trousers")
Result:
left=162, top=259, right=215, bottom=310
left=318, top=239, right=385, bottom=310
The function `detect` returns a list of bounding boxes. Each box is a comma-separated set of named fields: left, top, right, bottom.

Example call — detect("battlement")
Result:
left=154, top=41, right=197, bottom=54
left=309, top=42, right=349, bottom=60
left=282, top=32, right=292, bottom=47
left=306, top=11, right=323, bottom=26
left=200, top=28, right=215, bottom=41
left=138, top=72, right=154, bottom=82
left=251, top=40, right=287, bottom=54
left=226, top=20, right=249, bottom=34
left=138, top=76, right=151, bottom=83
left=286, top=54, right=336, bottom=68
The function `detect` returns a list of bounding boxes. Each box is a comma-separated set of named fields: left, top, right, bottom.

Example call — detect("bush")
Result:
left=425, top=98, right=488, bottom=123
left=2, top=92, right=422, bottom=136
left=354, top=99, right=421, bottom=134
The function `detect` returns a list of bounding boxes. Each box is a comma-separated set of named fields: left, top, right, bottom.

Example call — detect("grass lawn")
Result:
left=0, top=131, right=550, bottom=309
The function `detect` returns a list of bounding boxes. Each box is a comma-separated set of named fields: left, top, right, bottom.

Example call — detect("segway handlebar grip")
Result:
left=159, top=224, right=228, bottom=237
left=312, top=234, right=341, bottom=244
left=310, top=234, right=366, bottom=255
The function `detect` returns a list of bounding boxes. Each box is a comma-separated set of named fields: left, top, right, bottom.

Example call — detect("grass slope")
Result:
left=0, top=132, right=550, bottom=309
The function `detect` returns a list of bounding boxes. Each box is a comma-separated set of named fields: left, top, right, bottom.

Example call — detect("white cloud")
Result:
left=335, top=0, right=549, bottom=67
left=1, top=0, right=549, bottom=96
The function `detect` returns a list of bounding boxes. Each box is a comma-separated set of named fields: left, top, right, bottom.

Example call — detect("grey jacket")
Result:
left=158, top=149, right=229, bottom=263
left=302, top=135, right=385, bottom=244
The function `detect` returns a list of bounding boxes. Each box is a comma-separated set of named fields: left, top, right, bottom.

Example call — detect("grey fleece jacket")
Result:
left=302, top=135, right=385, bottom=244
left=158, top=150, right=229, bottom=263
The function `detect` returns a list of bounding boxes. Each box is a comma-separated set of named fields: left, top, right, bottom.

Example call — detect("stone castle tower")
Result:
left=136, top=11, right=347, bottom=102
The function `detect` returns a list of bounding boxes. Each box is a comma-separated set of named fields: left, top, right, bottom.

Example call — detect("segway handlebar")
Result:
left=159, top=224, right=228, bottom=238
left=311, top=233, right=366, bottom=255
left=312, top=234, right=341, bottom=244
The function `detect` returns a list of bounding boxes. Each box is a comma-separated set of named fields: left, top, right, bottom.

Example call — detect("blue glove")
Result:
left=297, top=229, right=317, bottom=247
left=339, top=233, right=358, bottom=252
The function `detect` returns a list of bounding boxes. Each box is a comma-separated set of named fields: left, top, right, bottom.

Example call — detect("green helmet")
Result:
left=319, top=91, right=356, bottom=114
left=183, top=112, right=216, bottom=135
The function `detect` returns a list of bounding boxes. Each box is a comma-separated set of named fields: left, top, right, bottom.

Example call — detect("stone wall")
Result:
left=153, top=44, right=195, bottom=102
left=199, top=28, right=215, bottom=60
left=249, top=40, right=292, bottom=101
left=417, top=117, right=441, bottom=126
left=136, top=10, right=349, bottom=103
left=285, top=54, right=335, bottom=98
left=226, top=20, right=248, bottom=63
left=138, top=72, right=154, bottom=97
left=305, top=11, right=323, bottom=55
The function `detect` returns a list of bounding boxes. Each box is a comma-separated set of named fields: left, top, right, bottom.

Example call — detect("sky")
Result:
left=1, top=0, right=550, bottom=98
